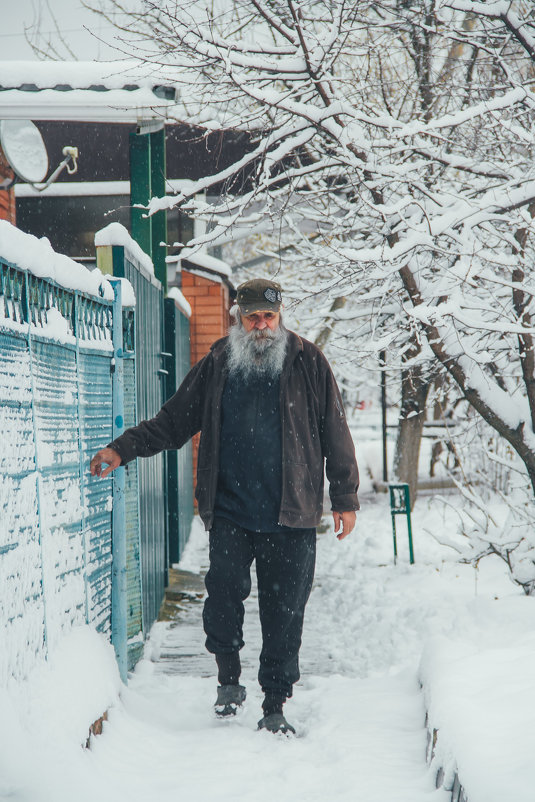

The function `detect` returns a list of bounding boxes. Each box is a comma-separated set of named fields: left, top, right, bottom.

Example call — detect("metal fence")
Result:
left=0, top=257, right=114, bottom=684
left=1, top=232, right=193, bottom=686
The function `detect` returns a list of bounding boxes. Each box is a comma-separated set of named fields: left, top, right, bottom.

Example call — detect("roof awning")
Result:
left=0, top=60, right=183, bottom=123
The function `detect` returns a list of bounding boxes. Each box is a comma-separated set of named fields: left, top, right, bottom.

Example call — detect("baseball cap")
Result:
left=236, top=278, right=283, bottom=315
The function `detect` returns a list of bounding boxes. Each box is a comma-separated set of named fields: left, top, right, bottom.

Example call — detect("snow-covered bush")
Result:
left=433, top=415, right=535, bottom=593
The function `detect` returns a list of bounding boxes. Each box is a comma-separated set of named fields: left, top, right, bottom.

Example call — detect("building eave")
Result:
left=0, top=60, right=185, bottom=123
left=0, top=88, right=183, bottom=123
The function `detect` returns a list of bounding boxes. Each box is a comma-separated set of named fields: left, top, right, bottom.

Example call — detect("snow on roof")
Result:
left=0, top=60, right=176, bottom=91
left=179, top=247, right=232, bottom=278
left=95, top=222, right=155, bottom=278
left=0, top=60, right=182, bottom=123
left=0, top=60, right=242, bottom=128
left=0, top=220, right=113, bottom=300
left=167, top=287, right=192, bottom=318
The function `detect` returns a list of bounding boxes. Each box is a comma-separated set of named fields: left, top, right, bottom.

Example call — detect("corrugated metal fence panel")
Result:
left=123, top=346, right=144, bottom=670
left=78, top=346, right=113, bottom=634
left=77, top=296, right=114, bottom=635
left=30, top=337, right=87, bottom=650
left=0, top=327, right=44, bottom=685
left=112, top=247, right=166, bottom=633
left=0, top=258, right=115, bottom=682
left=164, top=298, right=193, bottom=564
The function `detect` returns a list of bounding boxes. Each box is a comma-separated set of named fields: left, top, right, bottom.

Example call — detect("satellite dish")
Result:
left=0, top=119, right=48, bottom=184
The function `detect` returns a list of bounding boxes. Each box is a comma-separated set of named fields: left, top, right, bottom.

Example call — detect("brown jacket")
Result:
left=109, top=331, right=359, bottom=530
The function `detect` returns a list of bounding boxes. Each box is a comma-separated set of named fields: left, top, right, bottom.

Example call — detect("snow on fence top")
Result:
left=95, top=223, right=154, bottom=295
left=0, top=220, right=113, bottom=301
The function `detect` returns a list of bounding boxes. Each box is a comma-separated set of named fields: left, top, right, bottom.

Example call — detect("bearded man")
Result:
left=90, top=278, right=359, bottom=735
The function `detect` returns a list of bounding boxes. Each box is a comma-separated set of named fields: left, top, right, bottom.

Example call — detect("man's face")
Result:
left=240, top=310, right=280, bottom=334
left=228, top=307, right=286, bottom=377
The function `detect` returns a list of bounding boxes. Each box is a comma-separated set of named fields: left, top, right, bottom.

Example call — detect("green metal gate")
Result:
left=164, top=298, right=194, bottom=564
left=99, top=243, right=167, bottom=634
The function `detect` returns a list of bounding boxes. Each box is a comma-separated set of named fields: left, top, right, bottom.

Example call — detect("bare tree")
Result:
left=95, top=1, right=535, bottom=515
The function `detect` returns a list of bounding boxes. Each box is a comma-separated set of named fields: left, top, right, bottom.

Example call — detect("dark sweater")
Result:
left=214, top=371, right=282, bottom=531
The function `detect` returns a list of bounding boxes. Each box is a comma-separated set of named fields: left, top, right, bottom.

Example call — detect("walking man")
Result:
left=90, top=278, right=359, bottom=734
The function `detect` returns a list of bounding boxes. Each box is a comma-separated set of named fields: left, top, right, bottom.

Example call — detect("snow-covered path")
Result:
left=91, top=666, right=441, bottom=802
left=5, top=495, right=511, bottom=802
left=85, top=498, right=476, bottom=802
left=3, top=492, right=532, bottom=802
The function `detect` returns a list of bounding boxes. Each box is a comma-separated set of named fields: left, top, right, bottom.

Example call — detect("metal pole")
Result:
left=111, top=278, right=128, bottom=683
left=405, top=485, right=415, bottom=565
left=380, top=350, right=388, bottom=482
left=389, top=485, right=398, bottom=565
left=150, top=127, right=168, bottom=293
left=129, top=131, right=152, bottom=259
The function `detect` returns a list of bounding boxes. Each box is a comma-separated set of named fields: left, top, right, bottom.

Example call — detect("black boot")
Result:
left=214, top=684, right=247, bottom=717
left=257, top=693, right=296, bottom=735
left=258, top=713, right=296, bottom=735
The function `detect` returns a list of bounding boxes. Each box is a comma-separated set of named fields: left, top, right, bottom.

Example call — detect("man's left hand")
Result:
left=332, top=510, right=357, bottom=540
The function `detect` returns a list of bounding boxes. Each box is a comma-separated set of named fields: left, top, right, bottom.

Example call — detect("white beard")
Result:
left=227, top=319, right=288, bottom=380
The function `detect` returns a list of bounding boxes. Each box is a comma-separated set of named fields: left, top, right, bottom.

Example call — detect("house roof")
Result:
left=167, top=247, right=232, bottom=280
left=0, top=60, right=183, bottom=123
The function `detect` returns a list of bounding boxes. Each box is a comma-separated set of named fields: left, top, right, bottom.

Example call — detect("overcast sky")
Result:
left=2, top=0, right=131, bottom=61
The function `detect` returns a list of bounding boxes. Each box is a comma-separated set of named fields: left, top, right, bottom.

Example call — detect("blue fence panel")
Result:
left=76, top=294, right=115, bottom=634
left=0, top=327, right=44, bottom=685
left=123, top=348, right=144, bottom=670
left=2, top=225, right=200, bottom=684
left=0, top=254, right=117, bottom=682
left=30, top=337, right=87, bottom=649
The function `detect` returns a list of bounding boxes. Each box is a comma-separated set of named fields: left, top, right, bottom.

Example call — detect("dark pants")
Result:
left=203, top=517, right=316, bottom=699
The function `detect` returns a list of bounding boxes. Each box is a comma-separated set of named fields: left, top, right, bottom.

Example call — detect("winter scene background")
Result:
left=2, top=1, right=535, bottom=801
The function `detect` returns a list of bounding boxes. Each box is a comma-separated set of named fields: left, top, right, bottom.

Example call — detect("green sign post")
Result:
left=388, top=483, right=415, bottom=565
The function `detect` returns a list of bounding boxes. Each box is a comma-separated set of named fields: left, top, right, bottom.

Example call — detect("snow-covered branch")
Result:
left=99, top=0, right=535, bottom=496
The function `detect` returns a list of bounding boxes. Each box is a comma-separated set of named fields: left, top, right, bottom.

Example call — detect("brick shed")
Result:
left=181, top=267, right=233, bottom=366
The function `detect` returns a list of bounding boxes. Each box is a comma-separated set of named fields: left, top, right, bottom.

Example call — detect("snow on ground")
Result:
left=421, top=596, right=535, bottom=802
left=2, top=493, right=533, bottom=802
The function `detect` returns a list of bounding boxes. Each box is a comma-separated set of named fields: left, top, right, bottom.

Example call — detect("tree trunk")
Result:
left=314, top=296, right=346, bottom=350
left=393, top=362, right=431, bottom=508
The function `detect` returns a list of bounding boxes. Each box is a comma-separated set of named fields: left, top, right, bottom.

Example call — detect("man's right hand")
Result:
left=90, top=447, right=121, bottom=478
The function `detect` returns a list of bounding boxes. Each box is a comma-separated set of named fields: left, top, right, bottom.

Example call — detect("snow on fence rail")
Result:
left=0, top=223, right=123, bottom=686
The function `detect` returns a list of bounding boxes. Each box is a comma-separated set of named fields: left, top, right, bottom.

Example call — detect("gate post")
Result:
left=110, top=278, right=128, bottom=683
left=129, top=123, right=168, bottom=293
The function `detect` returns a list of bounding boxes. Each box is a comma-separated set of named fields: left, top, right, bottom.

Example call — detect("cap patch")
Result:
left=264, top=287, right=277, bottom=303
